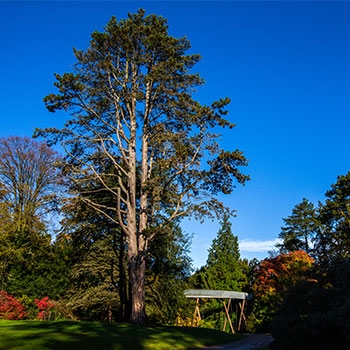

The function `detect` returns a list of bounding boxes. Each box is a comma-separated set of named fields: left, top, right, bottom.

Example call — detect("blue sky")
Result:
left=1, top=1, right=349, bottom=269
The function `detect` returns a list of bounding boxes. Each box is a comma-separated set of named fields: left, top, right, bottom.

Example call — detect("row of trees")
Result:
left=265, top=172, right=350, bottom=348
left=0, top=136, right=193, bottom=323
left=0, top=134, right=349, bottom=342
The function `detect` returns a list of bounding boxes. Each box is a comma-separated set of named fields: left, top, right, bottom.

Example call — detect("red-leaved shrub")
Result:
left=34, top=296, right=55, bottom=320
left=0, top=290, right=26, bottom=320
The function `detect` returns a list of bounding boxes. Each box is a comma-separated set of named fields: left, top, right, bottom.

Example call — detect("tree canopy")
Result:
left=0, top=136, right=70, bottom=298
left=316, top=171, right=350, bottom=264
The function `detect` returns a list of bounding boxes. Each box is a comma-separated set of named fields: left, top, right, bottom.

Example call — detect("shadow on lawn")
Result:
left=0, top=321, right=238, bottom=349
left=0, top=321, right=148, bottom=350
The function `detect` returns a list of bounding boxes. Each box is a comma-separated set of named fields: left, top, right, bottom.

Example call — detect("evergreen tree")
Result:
left=316, top=171, right=350, bottom=264
left=146, top=223, right=193, bottom=324
left=61, top=195, right=127, bottom=321
left=190, top=214, right=247, bottom=332
left=277, top=198, right=319, bottom=255
left=203, top=214, right=245, bottom=291
left=35, top=9, right=249, bottom=324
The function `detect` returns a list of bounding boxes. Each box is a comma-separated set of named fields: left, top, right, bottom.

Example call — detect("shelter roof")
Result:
left=184, top=289, right=248, bottom=300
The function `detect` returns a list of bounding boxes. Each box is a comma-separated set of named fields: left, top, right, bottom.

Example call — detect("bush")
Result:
left=0, top=290, right=26, bottom=320
left=17, top=295, right=37, bottom=319
left=34, top=296, right=55, bottom=320
left=271, top=261, right=350, bottom=349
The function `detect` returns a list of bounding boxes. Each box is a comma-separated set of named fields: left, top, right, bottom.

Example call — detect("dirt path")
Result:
left=200, top=334, right=273, bottom=350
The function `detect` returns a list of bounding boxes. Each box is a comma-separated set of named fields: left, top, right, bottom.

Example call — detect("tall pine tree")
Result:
left=35, top=9, right=249, bottom=324
left=277, top=198, right=319, bottom=255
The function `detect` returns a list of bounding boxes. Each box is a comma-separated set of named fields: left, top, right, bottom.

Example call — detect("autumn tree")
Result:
left=35, top=10, right=249, bottom=324
left=277, top=198, right=320, bottom=255
left=246, top=250, right=314, bottom=332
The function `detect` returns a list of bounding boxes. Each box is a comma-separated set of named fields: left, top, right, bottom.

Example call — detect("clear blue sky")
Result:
left=1, top=1, right=349, bottom=268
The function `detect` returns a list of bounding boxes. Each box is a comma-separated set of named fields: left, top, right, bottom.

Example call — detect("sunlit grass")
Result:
left=0, top=320, right=244, bottom=350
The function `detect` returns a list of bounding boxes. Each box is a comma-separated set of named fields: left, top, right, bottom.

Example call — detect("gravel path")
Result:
left=200, top=334, right=273, bottom=350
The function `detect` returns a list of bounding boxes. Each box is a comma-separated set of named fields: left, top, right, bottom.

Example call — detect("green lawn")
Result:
left=0, top=320, right=244, bottom=350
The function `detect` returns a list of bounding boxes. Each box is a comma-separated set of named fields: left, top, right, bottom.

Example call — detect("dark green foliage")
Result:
left=6, top=234, right=72, bottom=300
left=66, top=238, right=120, bottom=322
left=271, top=172, right=350, bottom=346
left=271, top=260, right=350, bottom=349
left=189, top=214, right=248, bottom=332
left=277, top=198, right=319, bottom=256
left=202, top=214, right=246, bottom=291
left=146, top=224, right=193, bottom=324
left=61, top=196, right=126, bottom=322
left=316, top=171, right=350, bottom=264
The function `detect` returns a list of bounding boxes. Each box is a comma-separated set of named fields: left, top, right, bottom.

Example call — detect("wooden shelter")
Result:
left=184, top=289, right=249, bottom=333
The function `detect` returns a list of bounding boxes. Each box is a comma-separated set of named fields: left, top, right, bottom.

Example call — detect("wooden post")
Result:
left=223, top=301, right=227, bottom=332
left=223, top=300, right=235, bottom=334
left=238, top=299, right=246, bottom=331
left=193, top=298, right=201, bottom=326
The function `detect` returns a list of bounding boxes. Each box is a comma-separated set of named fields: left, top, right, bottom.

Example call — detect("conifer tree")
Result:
left=190, top=214, right=247, bottom=331
left=202, top=214, right=245, bottom=291
left=277, top=198, right=319, bottom=255
left=316, top=171, right=350, bottom=264
left=35, top=9, right=249, bottom=324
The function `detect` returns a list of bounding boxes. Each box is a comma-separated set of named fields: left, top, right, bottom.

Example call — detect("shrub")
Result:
left=34, top=296, right=55, bottom=320
left=0, top=290, right=26, bottom=320
left=17, top=295, right=37, bottom=319
left=271, top=261, right=350, bottom=349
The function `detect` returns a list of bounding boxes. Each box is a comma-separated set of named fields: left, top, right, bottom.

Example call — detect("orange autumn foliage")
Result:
left=252, top=250, right=314, bottom=298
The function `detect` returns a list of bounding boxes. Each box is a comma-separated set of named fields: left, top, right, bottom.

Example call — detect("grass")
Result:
left=0, top=320, right=244, bottom=350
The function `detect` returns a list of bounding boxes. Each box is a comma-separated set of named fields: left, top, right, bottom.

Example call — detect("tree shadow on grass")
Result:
left=0, top=321, right=240, bottom=349
left=0, top=321, right=146, bottom=350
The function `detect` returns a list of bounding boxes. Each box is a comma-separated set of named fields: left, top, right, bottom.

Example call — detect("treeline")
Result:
left=0, top=136, right=192, bottom=323
left=269, top=172, right=350, bottom=349
left=1, top=136, right=349, bottom=349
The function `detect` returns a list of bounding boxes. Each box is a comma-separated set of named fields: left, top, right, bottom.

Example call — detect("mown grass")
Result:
left=0, top=320, right=244, bottom=350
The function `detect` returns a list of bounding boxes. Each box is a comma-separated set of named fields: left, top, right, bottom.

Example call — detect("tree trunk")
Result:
left=129, top=249, right=147, bottom=324
left=127, top=72, right=147, bottom=325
